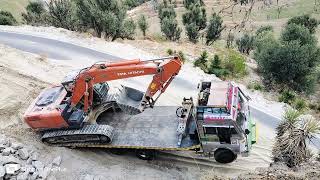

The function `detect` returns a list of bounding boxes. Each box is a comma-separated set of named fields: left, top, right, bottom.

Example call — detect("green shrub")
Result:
left=212, top=54, right=221, bottom=68
left=247, top=81, right=263, bottom=91
left=158, top=0, right=176, bottom=21
left=194, top=50, right=209, bottom=71
left=158, top=1, right=181, bottom=41
left=22, top=1, right=46, bottom=25
left=0, top=11, right=17, bottom=25
left=287, top=15, right=319, bottom=34
left=308, top=103, right=320, bottom=112
left=254, top=30, right=276, bottom=55
left=182, top=2, right=206, bottom=43
left=160, top=17, right=182, bottom=41
left=208, top=54, right=221, bottom=75
left=185, top=23, right=200, bottom=43
left=255, top=23, right=320, bottom=92
left=138, top=14, right=149, bottom=37
left=281, top=23, right=317, bottom=46
left=256, top=25, right=273, bottom=35
left=226, top=32, right=234, bottom=48
left=178, top=51, right=186, bottom=62
left=293, top=98, right=308, bottom=112
left=183, top=0, right=204, bottom=9
left=278, top=89, right=296, bottom=104
left=166, top=49, right=186, bottom=62
left=75, top=0, right=128, bottom=40
left=47, top=0, right=79, bottom=31
left=124, top=0, right=148, bottom=9
left=167, top=48, right=174, bottom=55
left=236, top=33, right=255, bottom=55
left=206, top=13, right=224, bottom=45
left=224, top=50, right=247, bottom=78
left=115, top=18, right=136, bottom=40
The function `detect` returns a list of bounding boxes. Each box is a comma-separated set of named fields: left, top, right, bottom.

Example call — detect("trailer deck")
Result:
left=56, top=106, right=200, bottom=150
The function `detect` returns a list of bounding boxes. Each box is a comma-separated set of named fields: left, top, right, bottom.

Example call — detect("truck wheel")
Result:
left=99, top=135, right=111, bottom=143
left=214, top=148, right=237, bottom=163
left=135, top=150, right=155, bottom=160
left=109, top=148, right=128, bottom=155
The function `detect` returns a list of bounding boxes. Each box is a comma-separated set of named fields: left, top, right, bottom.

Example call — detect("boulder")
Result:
left=47, top=176, right=57, bottom=180
left=32, top=161, right=44, bottom=171
left=2, top=148, right=11, bottom=156
left=94, top=175, right=103, bottom=180
left=11, top=143, right=23, bottom=150
left=4, top=163, right=21, bottom=175
left=9, top=147, right=16, bottom=154
left=5, top=139, right=11, bottom=147
left=20, top=165, right=35, bottom=174
left=82, top=174, right=95, bottom=180
left=0, top=135, right=7, bottom=145
left=29, top=171, right=38, bottom=180
left=52, top=156, right=61, bottom=167
left=26, top=158, right=32, bottom=165
left=0, top=165, right=5, bottom=179
left=17, top=148, right=29, bottom=160
left=0, top=156, right=20, bottom=166
left=38, top=164, right=52, bottom=179
left=30, top=152, right=39, bottom=161
left=0, top=144, right=6, bottom=151
left=17, top=171, right=29, bottom=180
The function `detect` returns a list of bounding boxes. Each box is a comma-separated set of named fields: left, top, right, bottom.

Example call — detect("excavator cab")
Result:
left=24, top=72, right=145, bottom=130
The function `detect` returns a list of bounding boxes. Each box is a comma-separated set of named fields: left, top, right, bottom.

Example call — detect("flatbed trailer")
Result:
left=39, top=81, right=256, bottom=163
left=63, top=106, right=200, bottom=151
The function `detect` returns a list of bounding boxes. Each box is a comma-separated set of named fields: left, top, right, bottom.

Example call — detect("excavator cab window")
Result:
left=36, top=86, right=64, bottom=106
left=92, top=83, right=109, bottom=106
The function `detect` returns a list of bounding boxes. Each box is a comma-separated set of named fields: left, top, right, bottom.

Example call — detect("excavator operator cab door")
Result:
left=92, top=83, right=110, bottom=106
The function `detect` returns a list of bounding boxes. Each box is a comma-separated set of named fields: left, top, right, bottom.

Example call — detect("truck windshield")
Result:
left=203, top=107, right=229, bottom=116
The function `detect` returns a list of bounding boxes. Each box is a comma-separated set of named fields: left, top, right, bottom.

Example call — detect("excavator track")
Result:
left=41, top=124, right=114, bottom=146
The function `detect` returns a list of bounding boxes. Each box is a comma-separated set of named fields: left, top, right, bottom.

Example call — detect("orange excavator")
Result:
left=24, top=56, right=182, bottom=145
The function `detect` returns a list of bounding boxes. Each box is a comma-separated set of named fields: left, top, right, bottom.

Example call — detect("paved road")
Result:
left=1, top=30, right=319, bottom=149
left=0, top=31, right=118, bottom=61
left=251, top=106, right=320, bottom=149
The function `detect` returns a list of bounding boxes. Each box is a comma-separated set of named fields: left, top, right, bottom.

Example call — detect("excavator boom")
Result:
left=68, top=56, right=182, bottom=113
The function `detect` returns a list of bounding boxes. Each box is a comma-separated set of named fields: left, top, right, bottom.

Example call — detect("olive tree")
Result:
left=74, top=0, right=128, bottom=40
left=206, top=13, right=224, bottom=45
left=138, top=14, right=148, bottom=37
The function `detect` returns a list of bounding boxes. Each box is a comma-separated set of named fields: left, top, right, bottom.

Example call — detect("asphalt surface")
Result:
left=0, top=31, right=118, bottom=61
left=1, top=30, right=319, bottom=149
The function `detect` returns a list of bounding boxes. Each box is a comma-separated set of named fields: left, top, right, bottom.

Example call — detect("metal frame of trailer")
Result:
left=45, top=99, right=201, bottom=151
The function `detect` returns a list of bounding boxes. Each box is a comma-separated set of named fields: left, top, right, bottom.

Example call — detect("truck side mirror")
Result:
left=245, top=129, right=250, bottom=135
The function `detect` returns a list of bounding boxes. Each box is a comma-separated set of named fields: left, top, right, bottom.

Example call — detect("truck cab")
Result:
left=192, top=81, right=256, bottom=163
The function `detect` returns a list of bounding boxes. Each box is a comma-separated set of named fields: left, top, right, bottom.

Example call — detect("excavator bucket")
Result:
left=114, top=86, right=145, bottom=115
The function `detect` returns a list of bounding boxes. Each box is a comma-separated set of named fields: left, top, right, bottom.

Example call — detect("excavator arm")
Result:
left=68, top=56, right=182, bottom=113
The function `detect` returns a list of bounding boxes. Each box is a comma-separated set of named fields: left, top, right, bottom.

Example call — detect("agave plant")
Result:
left=272, top=108, right=320, bottom=167
left=275, top=108, right=301, bottom=137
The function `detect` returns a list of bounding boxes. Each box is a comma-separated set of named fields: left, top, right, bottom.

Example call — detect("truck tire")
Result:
left=135, top=150, right=155, bottom=160
left=214, top=148, right=237, bottom=163
left=109, top=148, right=128, bottom=155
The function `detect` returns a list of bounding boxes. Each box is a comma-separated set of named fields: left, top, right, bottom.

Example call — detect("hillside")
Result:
left=129, top=0, right=320, bottom=39
left=0, top=0, right=28, bottom=21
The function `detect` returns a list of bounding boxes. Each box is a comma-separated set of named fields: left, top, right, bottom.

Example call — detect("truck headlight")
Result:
left=231, top=139, right=238, bottom=144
